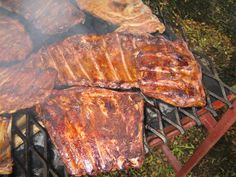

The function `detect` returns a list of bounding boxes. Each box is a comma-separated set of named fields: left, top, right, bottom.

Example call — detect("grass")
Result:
left=97, top=1, right=236, bottom=176
left=96, top=123, right=236, bottom=177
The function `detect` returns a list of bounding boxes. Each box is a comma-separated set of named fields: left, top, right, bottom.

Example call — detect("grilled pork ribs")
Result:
left=0, top=117, right=12, bottom=175
left=37, top=87, right=144, bottom=176
left=27, top=32, right=205, bottom=107
left=0, top=63, right=57, bottom=114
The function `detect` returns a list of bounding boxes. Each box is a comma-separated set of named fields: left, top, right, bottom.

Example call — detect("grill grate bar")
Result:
left=8, top=2, right=236, bottom=177
left=145, top=125, right=167, bottom=143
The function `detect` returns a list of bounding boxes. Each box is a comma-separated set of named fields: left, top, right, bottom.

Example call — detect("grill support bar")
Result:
left=175, top=101, right=236, bottom=177
left=160, top=144, right=182, bottom=172
left=147, top=95, right=236, bottom=176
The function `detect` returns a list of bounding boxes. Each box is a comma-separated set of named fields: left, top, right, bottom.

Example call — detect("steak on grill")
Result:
left=0, top=14, right=32, bottom=64
left=0, top=117, right=12, bottom=175
left=27, top=32, right=205, bottom=107
left=76, top=0, right=165, bottom=35
left=0, top=0, right=85, bottom=35
left=0, top=63, right=57, bottom=114
left=37, top=87, right=144, bottom=176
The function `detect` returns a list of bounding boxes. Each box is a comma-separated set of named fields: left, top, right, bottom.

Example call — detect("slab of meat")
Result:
left=0, top=0, right=85, bottom=35
left=27, top=33, right=139, bottom=89
left=27, top=32, right=205, bottom=107
left=0, top=63, right=57, bottom=114
left=137, top=37, right=206, bottom=107
left=37, top=87, right=144, bottom=176
left=0, top=14, right=32, bottom=64
left=76, top=0, right=165, bottom=35
left=0, top=117, right=12, bottom=175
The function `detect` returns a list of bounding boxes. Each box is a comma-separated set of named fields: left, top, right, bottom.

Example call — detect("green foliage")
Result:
left=97, top=1, right=236, bottom=176
left=145, top=0, right=236, bottom=85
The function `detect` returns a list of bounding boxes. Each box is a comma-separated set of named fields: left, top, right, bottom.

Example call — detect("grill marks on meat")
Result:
left=27, top=32, right=205, bottom=107
left=76, top=0, right=165, bottom=35
left=0, top=0, right=85, bottom=35
left=137, top=37, right=206, bottom=107
left=0, top=64, right=57, bottom=114
left=27, top=33, right=139, bottom=89
left=0, top=117, right=12, bottom=175
left=37, top=87, right=144, bottom=176
left=0, top=14, right=32, bottom=64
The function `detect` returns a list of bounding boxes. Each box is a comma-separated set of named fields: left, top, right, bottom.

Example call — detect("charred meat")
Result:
left=27, top=33, right=139, bottom=89
left=37, top=87, right=144, bottom=176
left=137, top=37, right=206, bottom=107
left=27, top=32, right=205, bottom=107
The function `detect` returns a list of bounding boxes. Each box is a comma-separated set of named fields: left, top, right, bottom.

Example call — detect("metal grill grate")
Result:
left=6, top=3, right=236, bottom=177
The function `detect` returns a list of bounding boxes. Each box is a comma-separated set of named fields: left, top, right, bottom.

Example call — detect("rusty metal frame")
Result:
left=7, top=2, right=236, bottom=177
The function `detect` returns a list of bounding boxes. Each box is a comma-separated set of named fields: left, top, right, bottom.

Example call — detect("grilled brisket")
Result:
left=0, top=0, right=85, bottom=35
left=76, top=0, right=165, bottom=35
left=0, top=14, right=32, bottom=64
left=37, top=87, right=144, bottom=176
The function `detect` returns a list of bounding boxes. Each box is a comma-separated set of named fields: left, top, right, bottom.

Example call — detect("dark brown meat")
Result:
left=0, top=14, right=32, bottom=64
left=137, top=37, right=206, bottom=107
left=27, top=32, right=205, bottom=107
left=27, top=33, right=139, bottom=89
left=37, top=87, right=144, bottom=176
left=0, top=64, right=57, bottom=114
left=0, top=117, right=12, bottom=175
left=0, top=0, right=85, bottom=35
left=76, top=0, right=165, bottom=35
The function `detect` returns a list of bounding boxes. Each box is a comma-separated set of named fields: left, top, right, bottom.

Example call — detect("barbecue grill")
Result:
left=2, top=2, right=236, bottom=177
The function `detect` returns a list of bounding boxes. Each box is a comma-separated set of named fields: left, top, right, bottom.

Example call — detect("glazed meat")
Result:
left=0, top=0, right=85, bottom=35
left=0, top=63, right=57, bottom=114
left=137, top=37, right=206, bottom=107
left=27, top=33, right=139, bottom=89
left=0, top=14, right=32, bottom=64
left=76, top=0, right=165, bottom=35
left=0, top=117, right=12, bottom=175
left=37, top=87, right=144, bottom=176
left=27, top=32, right=205, bottom=107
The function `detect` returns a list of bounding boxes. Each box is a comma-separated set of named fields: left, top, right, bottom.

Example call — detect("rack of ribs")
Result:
left=137, top=37, right=206, bottom=107
left=27, top=32, right=205, bottom=107
left=0, top=14, right=32, bottom=64
left=26, top=32, right=139, bottom=89
left=0, top=0, right=85, bottom=35
left=0, top=63, right=57, bottom=114
left=37, top=87, right=144, bottom=176
left=76, top=0, right=165, bottom=35
left=0, top=117, right=12, bottom=175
